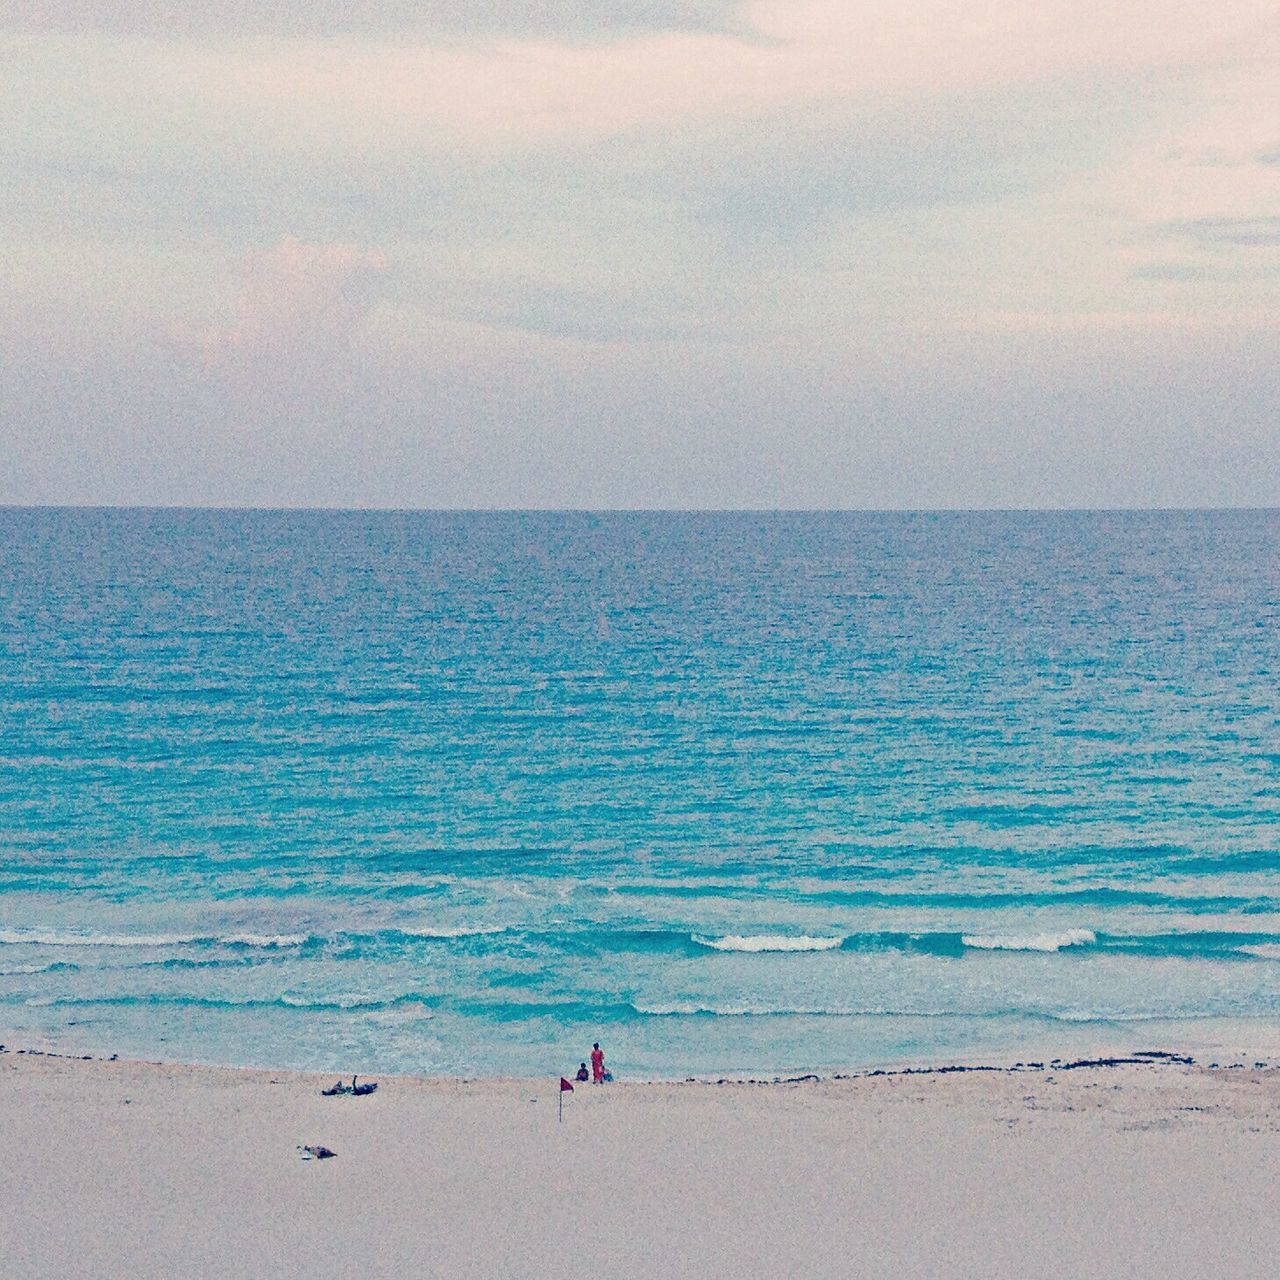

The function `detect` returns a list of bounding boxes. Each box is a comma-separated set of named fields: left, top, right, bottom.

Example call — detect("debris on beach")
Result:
left=321, top=1074, right=378, bottom=1098
left=299, top=1145, right=337, bottom=1160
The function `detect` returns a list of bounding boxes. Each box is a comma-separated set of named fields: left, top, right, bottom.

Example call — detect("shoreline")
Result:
left=7, top=1013, right=1280, bottom=1085
left=0, top=1035, right=1245, bottom=1082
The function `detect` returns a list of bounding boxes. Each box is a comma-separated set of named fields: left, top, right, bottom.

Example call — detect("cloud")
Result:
left=1, top=0, right=746, bottom=41
left=4, top=1, right=1280, bottom=508
left=5, top=307, right=1279, bottom=508
left=173, top=236, right=387, bottom=381
left=1159, top=216, right=1280, bottom=248
left=11, top=0, right=1272, bottom=158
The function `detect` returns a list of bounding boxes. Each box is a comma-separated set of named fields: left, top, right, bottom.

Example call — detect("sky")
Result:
left=2, top=1, right=1278, bottom=508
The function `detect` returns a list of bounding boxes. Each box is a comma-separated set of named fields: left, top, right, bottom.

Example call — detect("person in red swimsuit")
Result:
left=590, top=1042, right=605, bottom=1084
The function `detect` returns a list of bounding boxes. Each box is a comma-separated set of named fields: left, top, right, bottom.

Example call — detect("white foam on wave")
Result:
left=1047, top=1010, right=1185, bottom=1023
left=637, top=1002, right=795, bottom=1017
left=637, top=1001, right=864, bottom=1017
left=0, top=928, right=204, bottom=948
left=692, top=933, right=846, bottom=953
left=1238, top=943, right=1280, bottom=960
left=634, top=1002, right=953, bottom=1018
left=962, top=928, right=1096, bottom=953
left=278, top=993, right=388, bottom=1010
left=401, top=925, right=509, bottom=939
left=0, top=928, right=309, bottom=949
left=366, top=999, right=436, bottom=1021
left=219, top=933, right=310, bottom=948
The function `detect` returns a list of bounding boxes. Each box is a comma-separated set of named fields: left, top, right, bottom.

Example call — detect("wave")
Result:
left=633, top=1002, right=948, bottom=1018
left=1045, top=1009, right=1219, bottom=1024
left=961, top=928, right=1097, bottom=953
left=21, top=991, right=442, bottom=1014
left=619, top=926, right=1280, bottom=961
left=13, top=987, right=1242, bottom=1030
left=0, top=929, right=207, bottom=948
left=628, top=1003, right=1147, bottom=1022
left=614, top=883, right=1280, bottom=914
left=0, top=928, right=310, bottom=949
left=597, top=927, right=1083, bottom=958
left=0, top=961, right=80, bottom=975
left=11, top=922, right=1280, bottom=969
left=692, top=934, right=846, bottom=953
left=220, top=934, right=310, bottom=948
left=633, top=1003, right=1241, bottom=1027
left=1237, top=943, right=1280, bottom=960
left=396, top=925, right=509, bottom=940
left=276, top=992, right=423, bottom=1011
left=466, top=998, right=1199, bottom=1026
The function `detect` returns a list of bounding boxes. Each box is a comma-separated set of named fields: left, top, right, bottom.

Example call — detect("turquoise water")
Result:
left=1, top=509, right=1278, bottom=1076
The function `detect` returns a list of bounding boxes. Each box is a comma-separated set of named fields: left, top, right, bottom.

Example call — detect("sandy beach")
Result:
left=4, top=1045, right=1279, bottom=1279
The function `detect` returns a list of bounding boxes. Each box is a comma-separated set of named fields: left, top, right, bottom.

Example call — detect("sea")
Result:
left=1, top=508, right=1278, bottom=1078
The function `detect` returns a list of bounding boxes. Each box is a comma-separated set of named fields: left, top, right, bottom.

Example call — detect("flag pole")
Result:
left=559, top=1086, right=563, bottom=1123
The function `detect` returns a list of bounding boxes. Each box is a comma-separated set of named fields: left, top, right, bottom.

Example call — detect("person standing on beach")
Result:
left=591, top=1042, right=605, bottom=1084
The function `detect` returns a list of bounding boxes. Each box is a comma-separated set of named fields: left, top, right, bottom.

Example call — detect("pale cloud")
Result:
left=8, top=0, right=1272, bottom=159
left=1070, top=21, right=1280, bottom=218
left=6, top=310, right=1278, bottom=508
left=171, top=237, right=387, bottom=388
left=2, top=1, right=745, bottom=40
left=1070, top=19, right=1280, bottom=309
left=111, top=0, right=1275, bottom=148
left=2, top=1, right=1279, bottom=507
left=1160, top=217, right=1280, bottom=249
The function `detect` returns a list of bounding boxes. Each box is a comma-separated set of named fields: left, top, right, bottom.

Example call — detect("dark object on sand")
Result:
left=300, top=1144, right=336, bottom=1160
left=321, top=1074, right=378, bottom=1098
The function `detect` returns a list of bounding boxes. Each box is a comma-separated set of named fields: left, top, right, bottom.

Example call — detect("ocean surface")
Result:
left=1, top=508, right=1279, bottom=1077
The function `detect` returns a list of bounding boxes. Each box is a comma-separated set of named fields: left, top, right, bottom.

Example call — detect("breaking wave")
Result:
left=692, top=934, right=846, bottom=953
left=0, top=928, right=310, bottom=949
left=0, top=929, right=207, bottom=948
left=219, top=934, right=311, bottom=948
left=961, top=928, right=1097, bottom=953
left=1237, top=943, right=1280, bottom=960
left=396, top=925, right=509, bottom=939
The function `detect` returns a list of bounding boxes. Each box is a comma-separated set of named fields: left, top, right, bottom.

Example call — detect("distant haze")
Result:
left=2, top=1, right=1278, bottom=508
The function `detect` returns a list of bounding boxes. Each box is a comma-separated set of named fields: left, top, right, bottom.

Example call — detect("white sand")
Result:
left=3, top=1046, right=1279, bottom=1279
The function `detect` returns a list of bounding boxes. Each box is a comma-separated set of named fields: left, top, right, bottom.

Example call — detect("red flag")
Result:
left=560, top=1077, right=574, bottom=1091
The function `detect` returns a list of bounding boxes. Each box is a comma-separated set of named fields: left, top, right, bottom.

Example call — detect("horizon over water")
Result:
left=1, top=508, right=1279, bottom=1077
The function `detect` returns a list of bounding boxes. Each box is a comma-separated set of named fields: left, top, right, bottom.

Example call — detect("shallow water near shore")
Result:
left=2, top=509, right=1279, bottom=1075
